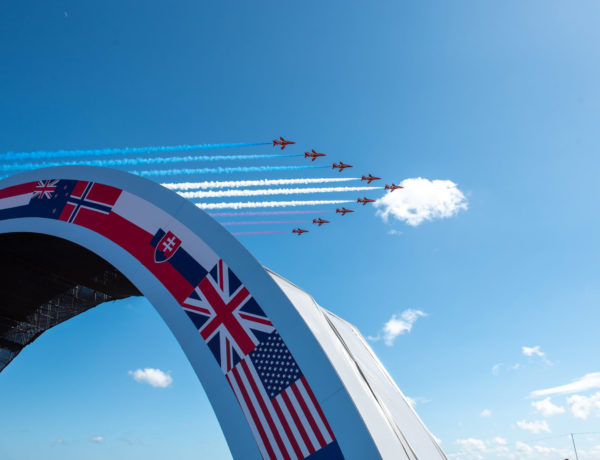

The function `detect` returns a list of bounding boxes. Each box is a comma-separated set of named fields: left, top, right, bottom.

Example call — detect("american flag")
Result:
left=226, top=331, right=335, bottom=460
left=182, top=259, right=275, bottom=373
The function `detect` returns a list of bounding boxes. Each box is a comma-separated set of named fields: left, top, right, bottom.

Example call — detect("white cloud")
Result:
left=368, top=309, right=427, bottom=346
left=450, top=438, right=575, bottom=460
left=522, top=345, right=551, bottom=364
left=531, top=372, right=600, bottom=397
left=374, top=177, right=468, bottom=226
left=128, top=368, right=173, bottom=388
left=456, top=438, right=487, bottom=452
left=531, top=397, right=565, bottom=417
left=480, top=409, right=492, bottom=417
left=516, top=420, right=551, bottom=434
left=90, top=436, right=104, bottom=443
left=567, top=392, right=600, bottom=419
left=492, top=363, right=502, bottom=376
left=387, top=229, right=402, bottom=236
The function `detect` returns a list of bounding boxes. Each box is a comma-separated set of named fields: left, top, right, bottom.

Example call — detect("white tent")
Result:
left=268, top=269, right=447, bottom=460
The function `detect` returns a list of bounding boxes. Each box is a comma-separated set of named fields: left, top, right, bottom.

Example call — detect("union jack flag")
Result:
left=182, top=259, right=275, bottom=373
left=32, top=179, right=59, bottom=199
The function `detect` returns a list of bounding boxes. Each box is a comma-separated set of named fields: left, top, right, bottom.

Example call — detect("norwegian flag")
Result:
left=59, top=181, right=121, bottom=224
left=226, top=331, right=339, bottom=460
left=182, top=259, right=275, bottom=373
left=32, top=180, right=59, bottom=199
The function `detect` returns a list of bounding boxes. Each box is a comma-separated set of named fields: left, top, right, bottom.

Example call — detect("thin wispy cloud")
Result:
left=522, top=345, right=552, bottom=365
left=516, top=420, right=551, bottom=434
left=530, top=372, right=600, bottom=397
left=90, top=436, right=104, bottom=444
left=128, top=368, right=173, bottom=388
left=480, top=409, right=492, bottom=418
left=451, top=437, right=577, bottom=460
left=374, top=177, right=467, bottom=226
left=368, top=309, right=427, bottom=346
left=531, top=397, right=565, bottom=417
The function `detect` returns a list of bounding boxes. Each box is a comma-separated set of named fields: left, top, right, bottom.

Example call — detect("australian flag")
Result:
left=0, top=179, right=79, bottom=221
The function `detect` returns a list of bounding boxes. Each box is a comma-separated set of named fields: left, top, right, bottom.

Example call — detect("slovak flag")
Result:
left=154, top=230, right=182, bottom=263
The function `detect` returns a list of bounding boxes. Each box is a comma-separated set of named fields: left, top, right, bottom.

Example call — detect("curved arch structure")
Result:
left=0, top=167, right=445, bottom=460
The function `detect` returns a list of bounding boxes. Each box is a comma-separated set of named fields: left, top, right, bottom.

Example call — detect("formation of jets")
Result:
left=271, top=137, right=403, bottom=236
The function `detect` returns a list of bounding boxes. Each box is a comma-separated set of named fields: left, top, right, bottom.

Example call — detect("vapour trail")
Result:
left=134, top=165, right=329, bottom=177
left=0, top=153, right=302, bottom=173
left=231, top=231, right=291, bottom=236
left=196, top=200, right=353, bottom=210
left=2, top=142, right=271, bottom=161
left=208, top=210, right=335, bottom=217
left=180, top=186, right=381, bottom=199
left=161, top=177, right=360, bottom=190
left=220, top=220, right=310, bottom=226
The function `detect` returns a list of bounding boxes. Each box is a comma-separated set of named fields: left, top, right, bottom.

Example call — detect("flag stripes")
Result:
left=227, top=358, right=332, bottom=460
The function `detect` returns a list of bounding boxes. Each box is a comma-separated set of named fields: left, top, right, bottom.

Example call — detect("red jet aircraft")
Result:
left=361, top=174, right=381, bottom=184
left=385, top=183, right=404, bottom=192
left=292, top=228, right=309, bottom=235
left=273, top=137, right=296, bottom=150
left=333, top=162, right=353, bottom=172
left=312, top=218, right=330, bottom=226
left=357, top=197, right=376, bottom=206
left=305, top=149, right=326, bottom=161
left=336, top=207, right=354, bottom=216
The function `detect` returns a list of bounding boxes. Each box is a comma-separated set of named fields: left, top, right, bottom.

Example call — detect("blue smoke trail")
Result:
left=2, top=141, right=271, bottom=161
left=133, top=165, right=330, bottom=177
left=0, top=153, right=303, bottom=173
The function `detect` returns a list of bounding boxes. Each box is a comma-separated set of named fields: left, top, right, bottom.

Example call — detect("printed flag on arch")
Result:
left=182, top=259, right=275, bottom=373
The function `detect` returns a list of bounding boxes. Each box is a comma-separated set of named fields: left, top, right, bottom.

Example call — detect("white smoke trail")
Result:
left=180, top=186, right=381, bottom=199
left=196, top=200, right=353, bottom=210
left=134, top=165, right=328, bottom=176
left=161, top=177, right=360, bottom=190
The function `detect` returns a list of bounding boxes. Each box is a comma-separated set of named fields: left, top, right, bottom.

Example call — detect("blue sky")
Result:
left=1, top=1, right=600, bottom=459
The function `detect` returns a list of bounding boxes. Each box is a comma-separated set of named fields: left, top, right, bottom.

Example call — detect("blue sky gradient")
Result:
left=1, top=1, right=600, bottom=458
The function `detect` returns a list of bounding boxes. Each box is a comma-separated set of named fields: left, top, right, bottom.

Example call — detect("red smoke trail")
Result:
left=231, top=230, right=291, bottom=236
left=209, top=210, right=335, bottom=217
left=220, top=220, right=310, bottom=226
